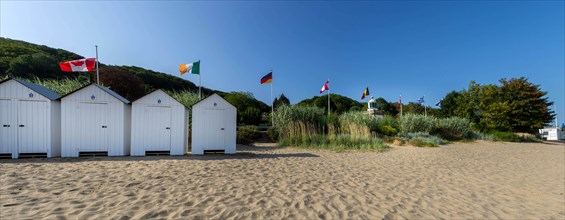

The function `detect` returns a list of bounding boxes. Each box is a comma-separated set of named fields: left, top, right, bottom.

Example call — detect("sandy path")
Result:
left=1, top=141, right=564, bottom=219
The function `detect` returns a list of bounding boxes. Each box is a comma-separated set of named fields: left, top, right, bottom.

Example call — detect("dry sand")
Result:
left=1, top=141, right=564, bottom=219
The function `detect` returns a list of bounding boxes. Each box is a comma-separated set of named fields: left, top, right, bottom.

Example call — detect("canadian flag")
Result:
left=59, top=58, right=96, bottom=72
left=320, top=80, right=329, bottom=93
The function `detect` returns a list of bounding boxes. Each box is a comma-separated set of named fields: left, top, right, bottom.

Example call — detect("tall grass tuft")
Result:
left=431, top=117, right=472, bottom=140
left=339, top=112, right=377, bottom=138
left=279, top=134, right=388, bottom=152
left=168, top=90, right=200, bottom=108
left=30, top=77, right=89, bottom=96
left=400, top=113, right=435, bottom=135
left=273, top=105, right=326, bottom=139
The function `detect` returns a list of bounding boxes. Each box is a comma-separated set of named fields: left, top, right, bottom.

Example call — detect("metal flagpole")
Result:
left=271, top=70, right=274, bottom=126
left=198, top=62, right=201, bottom=100
left=327, top=79, right=330, bottom=116
left=95, top=45, right=99, bottom=84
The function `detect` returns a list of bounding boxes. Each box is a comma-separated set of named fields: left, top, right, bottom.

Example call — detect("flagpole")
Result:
left=95, top=45, right=99, bottom=84
left=198, top=60, right=201, bottom=100
left=327, top=78, right=330, bottom=116
left=271, top=70, right=274, bottom=126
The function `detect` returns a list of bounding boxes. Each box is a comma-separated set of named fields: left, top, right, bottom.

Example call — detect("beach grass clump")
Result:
left=168, top=90, right=200, bottom=108
left=487, top=131, right=542, bottom=142
left=431, top=117, right=472, bottom=140
left=273, top=105, right=326, bottom=139
left=237, top=125, right=261, bottom=145
left=376, top=115, right=400, bottom=136
left=338, top=112, right=377, bottom=138
left=279, top=134, right=388, bottom=152
left=400, top=113, right=435, bottom=135
left=404, top=132, right=445, bottom=147
left=30, top=77, right=88, bottom=96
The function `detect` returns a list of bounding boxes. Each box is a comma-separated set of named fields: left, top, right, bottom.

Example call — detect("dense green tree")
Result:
left=499, top=77, right=554, bottom=133
left=438, top=91, right=461, bottom=118
left=297, top=94, right=363, bottom=114
left=224, top=92, right=270, bottom=125
left=98, top=66, right=146, bottom=101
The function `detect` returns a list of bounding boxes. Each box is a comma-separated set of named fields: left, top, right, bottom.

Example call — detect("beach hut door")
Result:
left=0, top=99, right=12, bottom=153
left=145, top=106, right=172, bottom=151
left=17, top=100, right=48, bottom=153
left=78, top=103, right=108, bottom=151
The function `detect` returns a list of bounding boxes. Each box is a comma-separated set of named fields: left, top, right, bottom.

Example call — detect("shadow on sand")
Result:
left=0, top=144, right=318, bottom=164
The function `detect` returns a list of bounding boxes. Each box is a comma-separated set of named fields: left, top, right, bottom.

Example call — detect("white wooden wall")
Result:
left=61, top=85, right=130, bottom=157
left=131, top=90, right=188, bottom=156
left=192, top=94, right=236, bottom=155
left=0, top=80, right=60, bottom=158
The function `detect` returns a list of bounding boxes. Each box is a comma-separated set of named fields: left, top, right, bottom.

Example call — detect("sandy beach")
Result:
left=1, top=141, right=564, bottom=219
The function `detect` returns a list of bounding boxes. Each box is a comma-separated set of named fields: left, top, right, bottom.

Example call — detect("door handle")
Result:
left=102, top=126, right=107, bottom=128
left=19, top=125, right=24, bottom=127
left=221, top=128, right=225, bottom=130
left=166, top=127, right=170, bottom=130
left=3, top=125, right=9, bottom=127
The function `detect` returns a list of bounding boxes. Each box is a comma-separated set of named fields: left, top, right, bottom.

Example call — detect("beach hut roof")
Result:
left=60, top=83, right=130, bottom=104
left=0, top=78, right=61, bottom=100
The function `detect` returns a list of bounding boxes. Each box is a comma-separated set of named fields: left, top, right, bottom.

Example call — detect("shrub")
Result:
left=375, top=116, right=400, bottom=136
left=488, top=131, right=541, bottom=142
left=400, top=113, right=435, bottom=135
left=267, top=126, right=279, bottom=142
left=404, top=132, right=445, bottom=147
left=237, top=125, right=261, bottom=145
left=431, top=117, right=472, bottom=140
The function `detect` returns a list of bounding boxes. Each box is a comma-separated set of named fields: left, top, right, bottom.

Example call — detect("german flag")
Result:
left=260, top=72, right=273, bottom=85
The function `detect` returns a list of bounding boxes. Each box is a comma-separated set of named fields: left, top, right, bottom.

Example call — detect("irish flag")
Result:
left=59, top=58, right=96, bottom=72
left=179, top=61, right=200, bottom=75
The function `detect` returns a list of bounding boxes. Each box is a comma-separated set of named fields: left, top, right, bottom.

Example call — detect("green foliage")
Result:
left=224, top=92, right=270, bottom=125
left=267, top=126, right=279, bottom=142
left=454, top=79, right=554, bottom=133
left=488, top=131, right=541, bottom=143
left=168, top=90, right=200, bottom=108
left=273, top=105, right=326, bottom=139
left=237, top=125, right=261, bottom=145
left=29, top=77, right=89, bottom=96
left=431, top=117, right=472, bottom=140
left=279, top=134, right=388, bottom=152
left=375, top=116, right=400, bottom=136
left=297, top=93, right=363, bottom=115
left=98, top=66, right=146, bottom=101
left=439, top=91, right=461, bottom=118
left=374, top=97, right=400, bottom=116
left=400, top=113, right=435, bottom=135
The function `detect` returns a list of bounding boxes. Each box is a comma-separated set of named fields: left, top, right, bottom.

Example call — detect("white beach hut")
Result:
left=61, top=84, right=131, bottom=157
left=191, top=94, right=237, bottom=155
left=131, top=90, right=189, bottom=156
left=0, top=78, right=61, bottom=159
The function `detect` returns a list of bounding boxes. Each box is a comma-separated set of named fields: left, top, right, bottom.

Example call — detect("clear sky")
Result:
left=1, top=1, right=564, bottom=124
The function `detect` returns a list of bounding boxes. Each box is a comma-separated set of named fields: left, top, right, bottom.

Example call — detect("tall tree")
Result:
left=274, top=93, right=290, bottom=108
left=499, top=77, right=554, bottom=133
left=439, top=90, right=461, bottom=118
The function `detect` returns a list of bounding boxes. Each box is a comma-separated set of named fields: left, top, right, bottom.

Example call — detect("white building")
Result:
left=131, top=90, right=189, bottom=156
left=366, top=96, right=384, bottom=119
left=539, top=127, right=564, bottom=141
left=0, top=78, right=61, bottom=159
left=61, top=84, right=131, bottom=157
left=191, top=94, right=237, bottom=155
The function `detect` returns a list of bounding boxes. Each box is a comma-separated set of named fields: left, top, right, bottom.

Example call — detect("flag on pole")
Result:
left=59, top=58, right=96, bottom=72
left=179, top=61, right=200, bottom=75
left=361, top=87, right=370, bottom=100
left=320, top=80, right=329, bottom=93
left=260, top=72, right=273, bottom=84
left=417, top=96, right=425, bottom=104
left=397, top=95, right=402, bottom=109
left=435, top=99, right=443, bottom=107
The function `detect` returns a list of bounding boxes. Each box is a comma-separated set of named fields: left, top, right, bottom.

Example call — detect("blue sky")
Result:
left=1, top=1, right=564, bottom=124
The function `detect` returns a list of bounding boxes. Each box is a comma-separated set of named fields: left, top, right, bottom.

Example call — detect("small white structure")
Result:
left=191, top=94, right=237, bottom=155
left=61, top=84, right=131, bottom=157
left=539, top=127, right=565, bottom=141
left=131, top=90, right=189, bottom=156
left=366, top=96, right=384, bottom=119
left=0, top=78, right=61, bottom=158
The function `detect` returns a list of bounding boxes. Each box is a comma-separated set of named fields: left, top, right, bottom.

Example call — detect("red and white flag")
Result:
left=320, top=80, right=329, bottom=93
left=397, top=94, right=402, bottom=109
left=59, top=58, right=96, bottom=72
